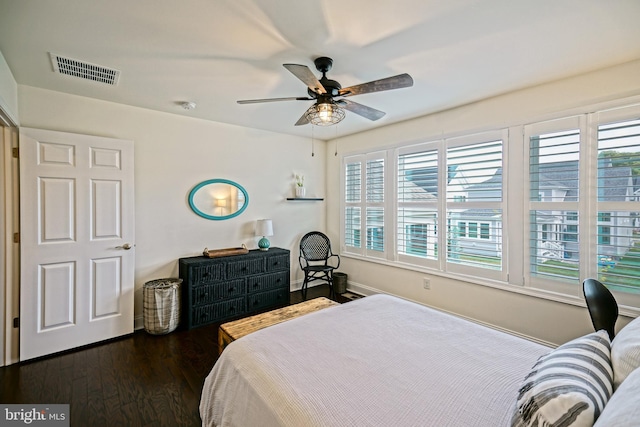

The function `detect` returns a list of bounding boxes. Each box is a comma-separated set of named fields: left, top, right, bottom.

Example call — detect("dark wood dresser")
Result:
left=179, top=248, right=290, bottom=329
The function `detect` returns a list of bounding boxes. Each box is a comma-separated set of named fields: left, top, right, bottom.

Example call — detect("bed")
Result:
left=200, top=294, right=553, bottom=426
left=202, top=291, right=640, bottom=426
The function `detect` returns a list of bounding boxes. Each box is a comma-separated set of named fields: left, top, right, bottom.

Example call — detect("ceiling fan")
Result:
left=237, top=57, right=413, bottom=126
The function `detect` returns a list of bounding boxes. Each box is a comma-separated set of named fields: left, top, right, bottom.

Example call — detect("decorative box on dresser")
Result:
left=179, top=248, right=290, bottom=330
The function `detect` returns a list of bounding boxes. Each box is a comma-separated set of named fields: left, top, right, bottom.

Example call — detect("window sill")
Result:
left=339, top=252, right=640, bottom=317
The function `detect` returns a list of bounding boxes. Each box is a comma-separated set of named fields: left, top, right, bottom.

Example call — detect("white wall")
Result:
left=326, top=59, right=640, bottom=346
left=17, top=86, right=327, bottom=326
left=0, top=51, right=18, bottom=125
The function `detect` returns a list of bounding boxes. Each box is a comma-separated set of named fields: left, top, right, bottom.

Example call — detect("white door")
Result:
left=19, top=127, right=135, bottom=361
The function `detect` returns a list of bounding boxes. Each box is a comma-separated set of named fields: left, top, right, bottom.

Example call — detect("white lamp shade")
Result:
left=256, top=219, right=273, bottom=237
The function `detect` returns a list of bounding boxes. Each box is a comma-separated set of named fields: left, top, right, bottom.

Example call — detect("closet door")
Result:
left=19, top=127, right=135, bottom=360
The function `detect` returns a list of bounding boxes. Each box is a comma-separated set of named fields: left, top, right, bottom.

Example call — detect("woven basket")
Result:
left=143, top=278, right=182, bottom=335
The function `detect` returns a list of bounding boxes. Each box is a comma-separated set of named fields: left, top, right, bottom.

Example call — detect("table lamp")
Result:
left=256, top=219, right=273, bottom=251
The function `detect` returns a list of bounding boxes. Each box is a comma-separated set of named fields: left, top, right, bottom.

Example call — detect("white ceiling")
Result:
left=1, top=0, right=640, bottom=139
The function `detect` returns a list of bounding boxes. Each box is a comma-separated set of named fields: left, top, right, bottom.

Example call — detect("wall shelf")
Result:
left=286, top=197, right=324, bottom=201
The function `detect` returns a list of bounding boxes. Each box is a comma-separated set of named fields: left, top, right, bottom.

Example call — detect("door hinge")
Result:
left=13, top=232, right=19, bottom=243
left=13, top=317, right=19, bottom=328
left=12, top=147, right=18, bottom=158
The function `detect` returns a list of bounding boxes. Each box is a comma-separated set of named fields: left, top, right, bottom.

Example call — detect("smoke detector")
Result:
left=181, top=101, right=197, bottom=110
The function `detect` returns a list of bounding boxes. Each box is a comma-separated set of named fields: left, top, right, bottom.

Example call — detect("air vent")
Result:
left=49, top=53, right=120, bottom=85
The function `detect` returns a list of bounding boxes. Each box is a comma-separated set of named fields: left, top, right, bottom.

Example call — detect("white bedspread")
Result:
left=200, top=294, right=550, bottom=427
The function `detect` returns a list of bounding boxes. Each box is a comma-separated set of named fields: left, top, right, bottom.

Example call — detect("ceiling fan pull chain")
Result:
left=311, top=124, right=315, bottom=157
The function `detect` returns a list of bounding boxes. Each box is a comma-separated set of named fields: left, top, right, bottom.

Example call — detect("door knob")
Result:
left=116, top=243, right=133, bottom=250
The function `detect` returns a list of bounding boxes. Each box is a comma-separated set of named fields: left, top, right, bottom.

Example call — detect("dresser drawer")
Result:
left=247, top=288, right=289, bottom=312
left=191, top=296, right=246, bottom=327
left=191, top=279, right=245, bottom=306
left=226, top=258, right=264, bottom=279
left=266, top=253, right=289, bottom=272
left=247, top=271, right=289, bottom=293
left=191, top=263, right=225, bottom=285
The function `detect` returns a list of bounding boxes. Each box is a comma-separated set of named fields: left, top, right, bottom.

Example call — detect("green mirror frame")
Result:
left=188, top=179, right=249, bottom=220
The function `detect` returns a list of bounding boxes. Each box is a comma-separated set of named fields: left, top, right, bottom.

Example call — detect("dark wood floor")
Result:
left=0, top=285, right=349, bottom=427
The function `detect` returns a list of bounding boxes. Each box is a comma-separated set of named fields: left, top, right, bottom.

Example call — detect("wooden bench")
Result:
left=218, top=297, right=339, bottom=354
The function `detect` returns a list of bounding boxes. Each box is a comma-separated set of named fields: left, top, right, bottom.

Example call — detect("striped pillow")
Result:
left=512, top=330, right=613, bottom=427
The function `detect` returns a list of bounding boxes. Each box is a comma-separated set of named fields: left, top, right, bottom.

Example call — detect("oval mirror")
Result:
left=188, top=179, right=249, bottom=220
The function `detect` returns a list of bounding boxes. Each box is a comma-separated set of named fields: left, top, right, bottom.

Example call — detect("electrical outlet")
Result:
left=423, top=278, right=431, bottom=290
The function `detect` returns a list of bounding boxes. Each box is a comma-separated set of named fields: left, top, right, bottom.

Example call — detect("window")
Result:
left=341, top=102, right=640, bottom=305
left=597, top=212, right=612, bottom=245
left=564, top=224, right=578, bottom=242
left=343, top=153, right=387, bottom=258
left=446, top=135, right=504, bottom=275
left=527, top=119, right=582, bottom=285
left=366, top=159, right=385, bottom=253
left=596, top=111, right=640, bottom=294
left=344, top=160, right=361, bottom=249
left=480, top=223, right=490, bottom=239
left=397, top=146, right=438, bottom=264
left=468, top=222, right=478, bottom=238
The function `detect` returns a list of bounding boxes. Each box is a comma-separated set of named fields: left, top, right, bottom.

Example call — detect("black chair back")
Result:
left=582, top=278, right=618, bottom=340
left=300, top=232, right=332, bottom=263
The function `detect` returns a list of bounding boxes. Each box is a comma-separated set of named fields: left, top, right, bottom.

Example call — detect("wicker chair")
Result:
left=299, top=231, right=341, bottom=294
left=582, top=278, right=618, bottom=340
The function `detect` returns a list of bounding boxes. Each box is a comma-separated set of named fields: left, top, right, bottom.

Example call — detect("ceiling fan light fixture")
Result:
left=305, top=101, right=345, bottom=126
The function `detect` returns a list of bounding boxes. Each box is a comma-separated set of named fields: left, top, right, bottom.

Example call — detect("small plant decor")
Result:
left=294, top=174, right=306, bottom=197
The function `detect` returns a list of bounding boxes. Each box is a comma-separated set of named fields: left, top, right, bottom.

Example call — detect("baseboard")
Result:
left=134, top=315, right=144, bottom=331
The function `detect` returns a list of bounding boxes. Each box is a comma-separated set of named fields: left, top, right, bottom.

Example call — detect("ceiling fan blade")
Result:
left=283, top=64, right=327, bottom=95
left=237, top=96, right=313, bottom=104
left=337, top=99, right=386, bottom=121
left=294, top=109, right=310, bottom=126
left=338, top=73, right=413, bottom=97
